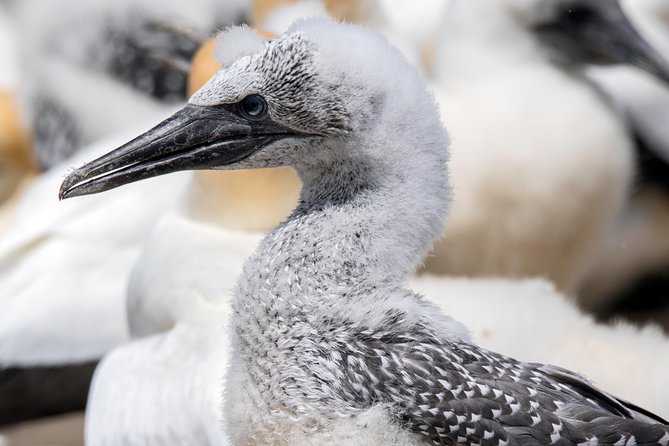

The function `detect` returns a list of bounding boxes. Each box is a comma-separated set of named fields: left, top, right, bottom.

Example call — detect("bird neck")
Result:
left=183, top=168, right=301, bottom=232
left=234, top=148, right=449, bottom=313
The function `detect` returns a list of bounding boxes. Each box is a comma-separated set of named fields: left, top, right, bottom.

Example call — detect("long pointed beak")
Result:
left=535, top=2, right=669, bottom=85
left=59, top=104, right=297, bottom=200
left=593, top=14, right=669, bottom=84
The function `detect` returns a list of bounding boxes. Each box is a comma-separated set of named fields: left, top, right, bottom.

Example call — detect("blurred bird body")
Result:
left=0, top=121, right=191, bottom=424
left=423, top=0, right=669, bottom=294
left=582, top=0, right=669, bottom=326
left=86, top=213, right=261, bottom=445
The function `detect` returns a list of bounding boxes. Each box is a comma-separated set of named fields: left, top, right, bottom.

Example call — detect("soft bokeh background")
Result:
left=1, top=0, right=668, bottom=444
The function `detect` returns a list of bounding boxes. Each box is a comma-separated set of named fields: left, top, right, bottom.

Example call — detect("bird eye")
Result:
left=239, top=95, right=268, bottom=120
left=564, top=5, right=596, bottom=25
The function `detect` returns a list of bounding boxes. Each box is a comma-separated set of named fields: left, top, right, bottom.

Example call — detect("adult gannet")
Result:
left=0, top=93, right=35, bottom=211
left=581, top=0, right=669, bottom=329
left=62, top=18, right=669, bottom=446
left=423, top=0, right=669, bottom=294
left=7, top=0, right=248, bottom=168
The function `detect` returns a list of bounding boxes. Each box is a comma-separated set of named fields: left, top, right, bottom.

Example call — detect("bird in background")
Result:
left=0, top=5, right=37, bottom=218
left=4, top=0, right=248, bottom=169
left=422, top=0, right=669, bottom=298
left=61, top=18, right=669, bottom=446
left=581, top=0, right=669, bottom=331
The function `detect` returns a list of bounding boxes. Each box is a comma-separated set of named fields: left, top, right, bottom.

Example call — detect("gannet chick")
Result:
left=61, top=19, right=669, bottom=445
left=424, top=0, right=669, bottom=293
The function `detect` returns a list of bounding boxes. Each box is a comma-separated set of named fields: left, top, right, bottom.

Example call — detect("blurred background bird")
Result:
left=423, top=0, right=669, bottom=297
left=1, top=0, right=669, bottom=445
left=581, top=0, right=669, bottom=332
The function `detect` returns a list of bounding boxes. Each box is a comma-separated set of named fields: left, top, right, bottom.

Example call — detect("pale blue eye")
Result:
left=240, top=95, right=268, bottom=119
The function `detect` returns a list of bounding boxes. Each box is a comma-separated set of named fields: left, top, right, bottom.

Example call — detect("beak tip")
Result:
left=59, top=172, right=81, bottom=201
left=58, top=185, right=69, bottom=201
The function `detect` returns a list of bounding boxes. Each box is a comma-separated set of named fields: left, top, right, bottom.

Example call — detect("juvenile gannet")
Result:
left=85, top=2, right=447, bottom=441
left=62, top=18, right=669, bottom=446
left=87, top=27, right=669, bottom=443
left=423, top=0, right=669, bottom=294
left=581, top=0, right=669, bottom=329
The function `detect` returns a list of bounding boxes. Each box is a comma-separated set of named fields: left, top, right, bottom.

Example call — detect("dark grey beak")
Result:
left=59, top=104, right=297, bottom=200
left=534, top=0, right=669, bottom=84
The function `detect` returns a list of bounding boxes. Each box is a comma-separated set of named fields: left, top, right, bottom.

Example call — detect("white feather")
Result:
left=86, top=212, right=262, bottom=445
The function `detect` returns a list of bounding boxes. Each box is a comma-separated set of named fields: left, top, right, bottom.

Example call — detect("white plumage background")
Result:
left=0, top=0, right=668, bottom=444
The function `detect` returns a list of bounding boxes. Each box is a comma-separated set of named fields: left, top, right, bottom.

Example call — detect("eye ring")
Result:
left=239, top=94, right=268, bottom=120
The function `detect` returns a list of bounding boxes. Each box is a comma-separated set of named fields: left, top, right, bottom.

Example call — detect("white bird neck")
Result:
left=233, top=136, right=449, bottom=317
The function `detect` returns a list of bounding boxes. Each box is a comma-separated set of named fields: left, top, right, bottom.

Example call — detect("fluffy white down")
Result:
left=0, top=119, right=189, bottom=365
left=424, top=0, right=634, bottom=293
left=85, top=212, right=262, bottom=445
left=411, top=275, right=669, bottom=419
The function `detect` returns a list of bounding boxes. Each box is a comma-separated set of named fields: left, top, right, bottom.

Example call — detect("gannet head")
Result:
left=529, top=0, right=669, bottom=82
left=443, top=0, right=669, bottom=83
left=59, top=19, right=447, bottom=202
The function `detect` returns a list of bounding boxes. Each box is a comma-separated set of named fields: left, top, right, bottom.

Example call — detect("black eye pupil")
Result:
left=241, top=95, right=267, bottom=118
left=565, top=6, right=595, bottom=24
